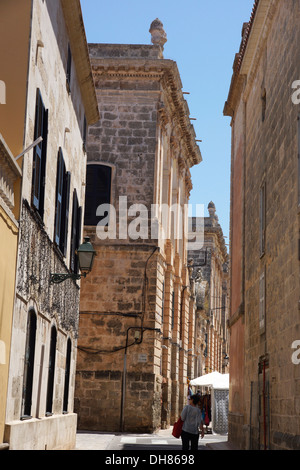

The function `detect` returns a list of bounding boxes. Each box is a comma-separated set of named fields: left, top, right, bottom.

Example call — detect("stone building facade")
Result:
left=188, top=202, right=229, bottom=380
left=0, top=0, right=98, bottom=449
left=224, top=0, right=300, bottom=450
left=75, top=21, right=202, bottom=433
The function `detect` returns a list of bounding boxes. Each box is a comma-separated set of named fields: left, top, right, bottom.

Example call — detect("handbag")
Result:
left=172, top=416, right=184, bottom=438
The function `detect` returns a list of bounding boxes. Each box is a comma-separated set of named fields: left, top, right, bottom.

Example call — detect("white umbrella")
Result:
left=190, top=371, right=229, bottom=389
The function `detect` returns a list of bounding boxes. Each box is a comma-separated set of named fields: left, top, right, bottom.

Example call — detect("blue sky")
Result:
left=81, top=0, right=255, bottom=241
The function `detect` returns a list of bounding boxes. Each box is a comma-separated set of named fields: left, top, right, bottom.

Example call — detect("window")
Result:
left=70, top=189, right=82, bottom=274
left=63, top=339, right=72, bottom=413
left=32, top=89, right=48, bottom=218
left=84, top=164, right=112, bottom=226
left=259, top=182, right=266, bottom=257
left=261, top=88, right=266, bottom=122
left=66, top=44, right=72, bottom=93
left=259, top=270, right=266, bottom=333
left=54, top=148, right=71, bottom=255
left=21, top=310, right=37, bottom=419
left=46, top=326, right=57, bottom=415
left=83, top=115, right=87, bottom=152
left=171, top=290, right=175, bottom=329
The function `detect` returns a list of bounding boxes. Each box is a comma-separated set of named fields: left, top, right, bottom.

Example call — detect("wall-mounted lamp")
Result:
left=50, top=237, right=96, bottom=284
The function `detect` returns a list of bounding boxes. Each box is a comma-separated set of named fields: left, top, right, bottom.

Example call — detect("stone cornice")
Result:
left=224, top=0, right=277, bottom=117
left=91, top=57, right=202, bottom=169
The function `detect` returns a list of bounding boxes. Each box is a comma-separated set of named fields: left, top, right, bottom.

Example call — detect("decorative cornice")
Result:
left=224, top=0, right=276, bottom=117
left=91, top=57, right=202, bottom=169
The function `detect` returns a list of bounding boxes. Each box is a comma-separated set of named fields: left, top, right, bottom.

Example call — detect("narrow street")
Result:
left=75, top=427, right=228, bottom=451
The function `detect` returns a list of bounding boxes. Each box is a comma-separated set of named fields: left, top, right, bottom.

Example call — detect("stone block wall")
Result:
left=226, top=0, right=300, bottom=450
left=75, top=42, right=200, bottom=433
left=75, top=239, right=164, bottom=432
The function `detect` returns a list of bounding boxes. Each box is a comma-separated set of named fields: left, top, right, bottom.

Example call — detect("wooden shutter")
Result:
left=32, top=90, right=45, bottom=211
left=84, top=164, right=112, bottom=226
left=70, top=190, right=82, bottom=273
left=63, top=339, right=72, bottom=413
left=61, top=171, right=71, bottom=256
left=46, top=327, right=57, bottom=415
left=75, top=206, right=82, bottom=273
left=38, top=108, right=48, bottom=219
left=259, top=270, right=265, bottom=332
left=66, top=44, right=72, bottom=92
left=54, top=149, right=65, bottom=246
left=70, top=190, right=78, bottom=273
left=171, top=291, right=175, bottom=329
left=22, top=311, right=37, bottom=418
left=83, top=115, right=87, bottom=151
left=259, top=183, right=266, bottom=256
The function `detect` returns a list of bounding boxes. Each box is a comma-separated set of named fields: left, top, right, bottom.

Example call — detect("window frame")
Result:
left=66, top=43, right=72, bottom=94
left=259, top=269, right=266, bottom=334
left=54, top=148, right=71, bottom=256
left=63, top=338, right=72, bottom=414
left=32, top=88, right=48, bottom=219
left=70, top=189, right=82, bottom=274
left=84, top=163, right=112, bottom=227
left=46, top=325, right=57, bottom=416
left=21, top=309, right=37, bottom=420
left=259, top=181, right=266, bottom=257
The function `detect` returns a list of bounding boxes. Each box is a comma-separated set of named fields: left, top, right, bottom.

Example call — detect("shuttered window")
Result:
left=83, top=115, right=87, bottom=152
left=84, top=164, right=112, bottom=226
left=171, top=290, right=175, bottom=329
left=46, top=326, right=57, bottom=416
left=32, top=89, right=48, bottom=218
left=259, top=270, right=266, bottom=333
left=54, top=149, right=71, bottom=255
left=63, top=339, right=72, bottom=413
left=259, top=182, right=266, bottom=257
left=66, top=44, right=72, bottom=93
left=70, top=189, right=82, bottom=274
left=21, top=310, right=37, bottom=419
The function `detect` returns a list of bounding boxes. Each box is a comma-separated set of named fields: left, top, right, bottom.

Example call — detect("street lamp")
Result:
left=50, top=237, right=96, bottom=284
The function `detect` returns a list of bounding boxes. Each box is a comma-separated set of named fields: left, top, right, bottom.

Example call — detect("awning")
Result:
left=190, top=371, right=229, bottom=389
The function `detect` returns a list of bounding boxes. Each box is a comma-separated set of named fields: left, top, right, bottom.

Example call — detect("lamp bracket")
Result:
left=50, top=272, right=87, bottom=284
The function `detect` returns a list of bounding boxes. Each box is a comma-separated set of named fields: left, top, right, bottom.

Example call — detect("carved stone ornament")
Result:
left=149, top=18, right=167, bottom=49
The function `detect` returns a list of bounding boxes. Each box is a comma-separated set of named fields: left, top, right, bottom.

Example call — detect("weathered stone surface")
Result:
left=225, top=0, right=300, bottom=450
left=75, top=42, right=201, bottom=432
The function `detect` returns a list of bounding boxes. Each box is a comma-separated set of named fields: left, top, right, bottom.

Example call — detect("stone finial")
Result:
left=149, top=18, right=167, bottom=49
left=208, top=201, right=216, bottom=216
left=208, top=201, right=219, bottom=226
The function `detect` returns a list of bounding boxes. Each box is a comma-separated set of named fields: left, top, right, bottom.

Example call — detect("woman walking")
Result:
left=180, top=394, right=204, bottom=451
